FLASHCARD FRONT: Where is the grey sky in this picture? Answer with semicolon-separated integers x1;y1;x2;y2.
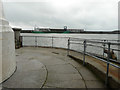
2;0;119;30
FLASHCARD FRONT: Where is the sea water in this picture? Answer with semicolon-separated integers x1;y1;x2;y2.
21;33;119;60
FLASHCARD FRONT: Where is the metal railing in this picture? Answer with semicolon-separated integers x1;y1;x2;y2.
20;35;120;86
67;38;120;86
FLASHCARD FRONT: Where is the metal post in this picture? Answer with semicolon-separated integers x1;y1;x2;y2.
52;37;53;48
67;38;70;56
20;36;23;47
35;36;37;47
105;42;111;86
83;40;86;66
22;36;24;47
103;40;106;57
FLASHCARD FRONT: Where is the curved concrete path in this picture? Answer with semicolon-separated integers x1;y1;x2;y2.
2;47;105;88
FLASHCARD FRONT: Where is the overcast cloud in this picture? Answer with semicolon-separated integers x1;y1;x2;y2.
2;0;119;30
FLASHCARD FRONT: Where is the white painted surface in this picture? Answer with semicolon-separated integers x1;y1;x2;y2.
0;0;16;83
0;32;2;83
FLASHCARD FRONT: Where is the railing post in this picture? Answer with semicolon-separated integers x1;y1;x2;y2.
35;36;37;47
67;38;70;56
22;36;24;47
52;37;53;48
20;36;23;47
83;40;86;66
105;42;111;86
103;40;106;57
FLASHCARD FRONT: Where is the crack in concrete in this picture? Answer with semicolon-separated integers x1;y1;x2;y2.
68;63;88;89
40;64;48;89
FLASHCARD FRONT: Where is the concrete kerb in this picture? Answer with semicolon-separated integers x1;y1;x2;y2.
68;54;120;88
0;65;17;86
2;47;48;90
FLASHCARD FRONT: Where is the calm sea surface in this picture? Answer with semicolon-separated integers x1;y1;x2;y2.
21;33;119;40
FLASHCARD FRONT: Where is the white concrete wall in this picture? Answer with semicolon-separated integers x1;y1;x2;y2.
118;2;120;62
0;0;16;83
0;25;16;83
0;31;2;83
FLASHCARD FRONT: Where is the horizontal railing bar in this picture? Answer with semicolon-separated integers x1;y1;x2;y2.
86;51;120;64
86;44;103;48
109;43;120;45
70;39;120;42
109;58;120;64
86;52;120;69
68;48;120;68
69;37;119;41
70;42;105;49
70;39;119;45
87;40;120;45
70;42;120;51
70;42;84;45
111;48;120;51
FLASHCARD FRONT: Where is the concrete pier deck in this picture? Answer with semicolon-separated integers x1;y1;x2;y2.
2;47;106;88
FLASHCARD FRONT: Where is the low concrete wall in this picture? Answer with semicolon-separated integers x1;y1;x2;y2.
68;55;120;88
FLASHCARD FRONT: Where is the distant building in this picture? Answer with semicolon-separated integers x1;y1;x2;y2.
67;29;84;33
34;26;84;33
35;27;50;32
50;29;66;33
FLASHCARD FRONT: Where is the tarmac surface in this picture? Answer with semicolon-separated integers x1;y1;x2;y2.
2;47;106;88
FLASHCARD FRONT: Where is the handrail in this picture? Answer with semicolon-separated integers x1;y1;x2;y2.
68;38;120;86
20;35;120;86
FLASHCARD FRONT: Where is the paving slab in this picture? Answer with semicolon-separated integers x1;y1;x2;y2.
0;84;2;90
76;67;99;81
46;64;78;74
45;79;86;88
85;80;105;88
47;73;82;81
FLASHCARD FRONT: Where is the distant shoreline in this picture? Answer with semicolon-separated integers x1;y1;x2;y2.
12;28;120;34
20;30;120;34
